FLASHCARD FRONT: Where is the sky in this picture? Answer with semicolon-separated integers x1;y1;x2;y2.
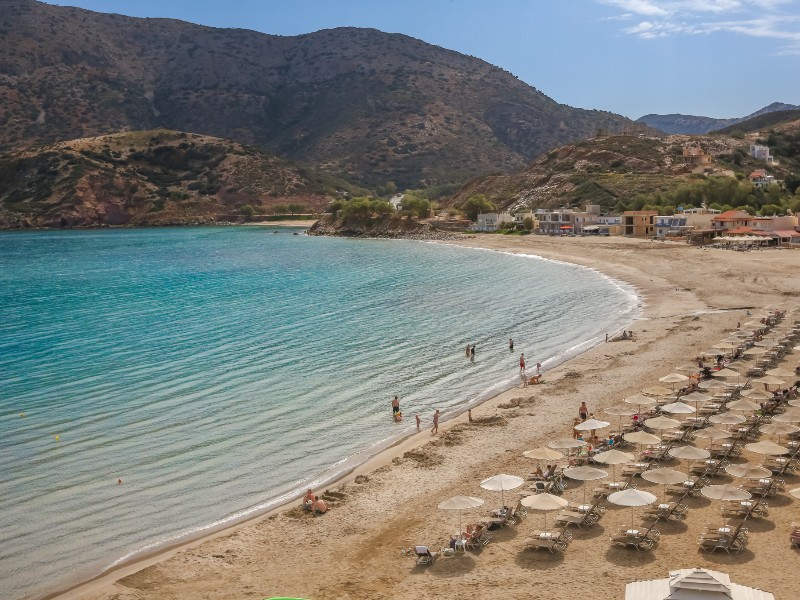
42;0;800;120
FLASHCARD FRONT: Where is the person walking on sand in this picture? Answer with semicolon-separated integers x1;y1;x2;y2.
431;409;440;435
579;402;589;421
519;353;526;373
509;338;514;351
391;395;400;417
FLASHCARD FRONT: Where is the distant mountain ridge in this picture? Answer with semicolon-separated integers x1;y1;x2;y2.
636;102;800;135
0;0;636;188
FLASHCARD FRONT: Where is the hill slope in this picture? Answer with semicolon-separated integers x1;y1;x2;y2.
448;132;799;213
0;129;364;228
0;0;635;188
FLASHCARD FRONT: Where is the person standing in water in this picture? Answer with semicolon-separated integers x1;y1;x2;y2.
465;343;471;357
470;344;475;361
509;338;514;351
519;353;526;373
391;395;400;417
431;409;440;435
536;362;541;374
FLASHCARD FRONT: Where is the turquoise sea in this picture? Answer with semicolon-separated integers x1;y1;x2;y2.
0;227;638;599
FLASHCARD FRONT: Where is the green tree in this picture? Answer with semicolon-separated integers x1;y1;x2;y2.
239;204;255;218
759;203;784;216
459;195;496;221
400;195;431;218
272;203;289;214
523;217;534;231
286;203;305;214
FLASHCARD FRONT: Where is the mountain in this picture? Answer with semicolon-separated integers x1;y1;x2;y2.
714;109;800;135
0;0;635;189
636;102;800;135
0;129;365;228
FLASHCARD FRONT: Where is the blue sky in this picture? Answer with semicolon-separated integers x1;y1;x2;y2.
43;0;800;119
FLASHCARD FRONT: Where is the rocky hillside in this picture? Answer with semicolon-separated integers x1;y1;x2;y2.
447;132;792;212
636;102;799;135
0;129;364;228
0;0;634;188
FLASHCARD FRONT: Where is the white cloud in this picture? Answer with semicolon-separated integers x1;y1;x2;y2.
599;0;800;53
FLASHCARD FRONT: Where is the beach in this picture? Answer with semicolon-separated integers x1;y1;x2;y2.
57;235;800;600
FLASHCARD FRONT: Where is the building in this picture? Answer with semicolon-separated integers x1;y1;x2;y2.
654;215;690;238
622;210;658;237
711;210;755;233
750;144;775;164
512;211;539;231
749;169;778;189
535;204;601;234
682;145;713;172
678;207;720;230
474;212;513;232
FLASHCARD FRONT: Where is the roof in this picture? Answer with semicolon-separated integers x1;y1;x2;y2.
726;227;753;234
625;568;774;600
712;210;752;222
772;230;799;238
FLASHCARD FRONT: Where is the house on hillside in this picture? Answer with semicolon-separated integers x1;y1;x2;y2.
749;169;778;189
683;145;713;173
750;144;775;164
622;210;658;237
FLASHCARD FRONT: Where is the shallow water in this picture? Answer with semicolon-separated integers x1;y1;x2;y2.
0;227;638;599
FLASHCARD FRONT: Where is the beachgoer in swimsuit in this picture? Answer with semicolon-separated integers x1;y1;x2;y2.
509;338;514;351
431;409;440;435
392;395;400;415
470;345;475;360
519;353;525;373
579;402;589;421
303;489;316;510
415;413;421;430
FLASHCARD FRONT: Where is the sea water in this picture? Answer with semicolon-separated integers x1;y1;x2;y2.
0;227;638;599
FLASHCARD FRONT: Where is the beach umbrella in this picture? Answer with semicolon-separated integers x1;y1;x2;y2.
659;373;690;383
604;406;636;433
438;496;484;539
608;488;657;529
712;368;741;379
669;445;711;478
741;388;774;401
712;342;739;350
520;492;568;532
753;376;786;388
593;448;634;483
759;422;800;445
745;440;790;466
563;465;607;504
698;379;727;391
725;464;772;479
643;385;673;397
682;391;712;405
645;415;681;441
772;411;800;424
642;467;686;502
701;484;751;525
522;447;563;461
693;426;732;454
708;413;746;426
574;418;611;432
480;474;524;508
726;398;760;412
624;431;661;446
743;346;769;356
660;401;696;415
766;367;796;378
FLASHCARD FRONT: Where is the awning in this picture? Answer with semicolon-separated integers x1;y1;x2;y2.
582;225;600;231
560;225;573;230
772;230;798;239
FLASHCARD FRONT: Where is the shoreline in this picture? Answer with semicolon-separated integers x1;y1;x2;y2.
48;236;642;600
54;235;800;600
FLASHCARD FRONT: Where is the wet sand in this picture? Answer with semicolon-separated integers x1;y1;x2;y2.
58;235;800;600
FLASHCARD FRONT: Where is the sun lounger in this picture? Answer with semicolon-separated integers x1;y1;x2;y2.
522;529;571;553
554;508;600;528
791;524;800;548
642;501;687;521
411;545;439;565
610;523;659;551
698;521;748;553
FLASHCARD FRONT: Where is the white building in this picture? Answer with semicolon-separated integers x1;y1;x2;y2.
750;144;775;164
475;212;513;232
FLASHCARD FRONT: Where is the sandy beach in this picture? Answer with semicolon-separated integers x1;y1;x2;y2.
57;235;800;600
